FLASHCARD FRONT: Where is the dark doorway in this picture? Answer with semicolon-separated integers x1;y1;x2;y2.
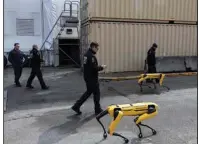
59;39;80;68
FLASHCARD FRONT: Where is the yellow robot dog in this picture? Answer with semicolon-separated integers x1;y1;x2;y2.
96;102;159;143
138;73;170;92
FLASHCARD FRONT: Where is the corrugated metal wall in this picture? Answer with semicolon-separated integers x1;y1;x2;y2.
80;0;197;72
81;22;197;72
81;0;197;22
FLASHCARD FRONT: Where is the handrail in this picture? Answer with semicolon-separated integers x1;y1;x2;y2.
64;1;72;12
40;11;64;51
40;1;72;51
40;0;80;51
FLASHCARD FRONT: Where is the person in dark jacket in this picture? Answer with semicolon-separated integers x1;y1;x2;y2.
8;43;26;87
146;43;158;83
71;42;107;115
26;45;49;90
147;43;158;73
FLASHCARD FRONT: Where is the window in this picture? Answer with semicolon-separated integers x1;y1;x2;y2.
66;28;73;34
16;19;34;36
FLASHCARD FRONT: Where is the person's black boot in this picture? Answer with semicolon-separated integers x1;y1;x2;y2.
42;86;49;90
71;105;82;115
16;83;22;87
26;85;34;89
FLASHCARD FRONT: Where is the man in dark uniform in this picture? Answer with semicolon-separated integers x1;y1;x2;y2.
147;43;158;73
146;43;158;83
8;43;26;87
26;44;49;90
71;42;107;115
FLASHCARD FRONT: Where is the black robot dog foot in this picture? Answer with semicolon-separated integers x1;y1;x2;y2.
152;129;157;135
136;122;157;138
136;123;143;138
112;132;129;143
139;123;157;135
138;133;143;138
103;132;107;139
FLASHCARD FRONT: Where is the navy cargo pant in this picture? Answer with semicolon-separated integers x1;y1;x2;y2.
73;80;101;112
147;65;159;83
26;68;47;88
13;66;22;85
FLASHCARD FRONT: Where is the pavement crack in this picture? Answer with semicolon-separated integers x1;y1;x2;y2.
4;112;64;122
5;114;35;122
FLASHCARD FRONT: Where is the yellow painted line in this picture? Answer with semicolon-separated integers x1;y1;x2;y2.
165;72;197;77
99;72;197;81
99;75;140;81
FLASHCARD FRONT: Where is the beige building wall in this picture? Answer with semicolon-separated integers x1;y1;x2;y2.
81;22;197;72
81;0;197;22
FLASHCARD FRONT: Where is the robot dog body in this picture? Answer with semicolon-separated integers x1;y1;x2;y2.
96;102;158;143
138;73;170;92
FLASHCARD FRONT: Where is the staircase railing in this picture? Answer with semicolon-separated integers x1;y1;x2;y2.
40;0;80;67
40;1;72;51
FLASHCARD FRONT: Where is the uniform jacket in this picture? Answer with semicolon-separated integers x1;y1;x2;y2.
8;49;26;67
147;47;156;66
30;48;44;69
83;48;104;83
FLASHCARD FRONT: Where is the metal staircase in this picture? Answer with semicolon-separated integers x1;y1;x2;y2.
40;0;80;67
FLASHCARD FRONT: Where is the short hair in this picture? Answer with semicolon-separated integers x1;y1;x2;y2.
152;43;158;48
32;44;37;49
90;42;99;48
14;43;19;46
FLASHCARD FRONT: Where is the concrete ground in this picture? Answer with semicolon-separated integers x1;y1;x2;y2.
4;67;79;89
4;67;197;144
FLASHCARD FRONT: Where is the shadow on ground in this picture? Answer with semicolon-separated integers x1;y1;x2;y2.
33;109;96;144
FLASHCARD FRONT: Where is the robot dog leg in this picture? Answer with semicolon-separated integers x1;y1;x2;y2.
108;110;129;143
96;110;109;139
134;106;158;138
96;109;129;143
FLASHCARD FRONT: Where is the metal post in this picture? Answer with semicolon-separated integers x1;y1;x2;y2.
40;12;63;51
70;3;72;17
41;0;44;45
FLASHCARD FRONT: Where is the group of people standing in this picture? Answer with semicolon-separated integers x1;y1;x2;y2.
8;43;49;90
